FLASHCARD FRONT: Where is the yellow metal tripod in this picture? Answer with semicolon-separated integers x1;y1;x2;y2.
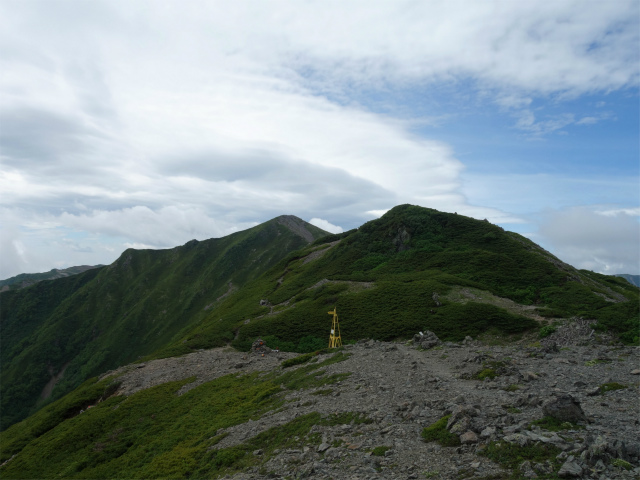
328;307;342;348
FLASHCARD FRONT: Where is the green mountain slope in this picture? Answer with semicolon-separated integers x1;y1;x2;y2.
0;265;104;292
0;216;328;430
160;205;638;357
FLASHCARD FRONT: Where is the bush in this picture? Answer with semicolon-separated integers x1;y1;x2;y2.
480;441;561;470
473;368;497;380
538;325;556;338
421;416;460;447
599;382;627;393
371;445;392;456
529;416;584;431
281;353;315;368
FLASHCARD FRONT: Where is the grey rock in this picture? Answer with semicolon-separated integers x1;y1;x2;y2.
542;394;587;423
448;416;471;435
558;456;583;477
480;426;496;438
503;433;530;447
460;431;478;444
413;330;441;350
317;442;331;453
519;460;538;478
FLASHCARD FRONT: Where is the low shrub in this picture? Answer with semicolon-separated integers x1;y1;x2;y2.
371;446;392;456
480;441;561;471
473;368;497;380
529;416;584;431
599;382;627;393
421;415;460;447
538;325;556;339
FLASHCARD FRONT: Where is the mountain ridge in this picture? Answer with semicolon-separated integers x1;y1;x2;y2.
0;215;328;430
0;265;104;292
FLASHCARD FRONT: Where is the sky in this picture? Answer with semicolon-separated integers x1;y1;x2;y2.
0;0;639;279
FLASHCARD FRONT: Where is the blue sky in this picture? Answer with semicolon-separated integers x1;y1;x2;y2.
0;0;638;278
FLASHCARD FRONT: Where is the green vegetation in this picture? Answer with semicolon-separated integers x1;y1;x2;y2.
0;350;365;478
272;352;351;390
310;389;333;396
598;382;627;393
504;385;521;392
281;351;320;368
421;415;461;447
529;416;585;431
612;458;633;471
371;445;392;456
473;359;511;381
0;217;328;431
538;325;556;338
479;441;561;478
474;368;498;380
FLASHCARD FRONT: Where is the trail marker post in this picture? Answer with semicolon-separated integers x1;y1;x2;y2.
328;307;342;348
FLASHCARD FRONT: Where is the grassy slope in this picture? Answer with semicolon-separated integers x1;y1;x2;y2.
161;205;638;356
0;217;327;430
0;352;354;478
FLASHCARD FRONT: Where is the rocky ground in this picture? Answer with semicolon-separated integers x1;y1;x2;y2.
102;328;640;480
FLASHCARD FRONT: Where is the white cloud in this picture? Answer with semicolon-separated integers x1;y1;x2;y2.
0;1;637;277
59;206;253;248
538;206;640;274
308;218;343;234
576;116;598;125
596;207;640;217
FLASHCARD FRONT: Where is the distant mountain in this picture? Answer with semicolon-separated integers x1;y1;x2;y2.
615;274;640;287
0;215;328;430
0;265;103;291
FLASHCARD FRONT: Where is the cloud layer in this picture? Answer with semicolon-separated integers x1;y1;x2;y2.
0;1;638;277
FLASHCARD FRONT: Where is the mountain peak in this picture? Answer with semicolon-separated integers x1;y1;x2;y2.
273;215;328;243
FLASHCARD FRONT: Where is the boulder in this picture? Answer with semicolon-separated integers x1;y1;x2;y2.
413;331;441;350
542;395;587;423
557;456;583;477
460;431;478;444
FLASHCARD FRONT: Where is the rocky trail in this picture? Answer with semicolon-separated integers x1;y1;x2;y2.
102;332;640;480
